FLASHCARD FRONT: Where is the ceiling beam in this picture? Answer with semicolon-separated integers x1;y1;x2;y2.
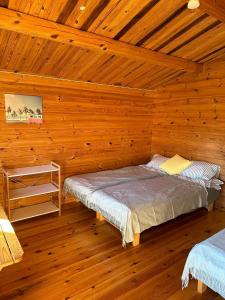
0;7;202;73
200;0;225;23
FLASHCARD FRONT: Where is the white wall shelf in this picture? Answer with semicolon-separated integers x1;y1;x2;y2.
2;161;61;222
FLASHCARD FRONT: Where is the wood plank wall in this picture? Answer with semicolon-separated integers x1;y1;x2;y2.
0;76;152;206
152;60;225;209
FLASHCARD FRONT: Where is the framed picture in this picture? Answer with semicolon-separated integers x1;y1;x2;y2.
5;94;43;124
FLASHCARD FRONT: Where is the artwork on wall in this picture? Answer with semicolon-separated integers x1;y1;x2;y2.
5;94;43;124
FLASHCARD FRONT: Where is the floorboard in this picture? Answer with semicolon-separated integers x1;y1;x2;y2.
0;202;224;300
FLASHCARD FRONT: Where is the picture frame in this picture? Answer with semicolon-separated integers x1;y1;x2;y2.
5;94;43;124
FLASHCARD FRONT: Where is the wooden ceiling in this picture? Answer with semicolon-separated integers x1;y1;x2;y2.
0;0;225;90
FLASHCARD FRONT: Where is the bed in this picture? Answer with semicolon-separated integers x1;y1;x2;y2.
182;229;225;298
64;165;165;207
64;162;221;246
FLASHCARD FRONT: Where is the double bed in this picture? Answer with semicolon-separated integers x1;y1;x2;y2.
64;160;221;246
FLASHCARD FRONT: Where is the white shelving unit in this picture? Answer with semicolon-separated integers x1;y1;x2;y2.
2;162;61;222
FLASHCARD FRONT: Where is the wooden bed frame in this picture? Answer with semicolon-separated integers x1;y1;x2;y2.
65;193;215;247
197;280;207;294
96;211;140;246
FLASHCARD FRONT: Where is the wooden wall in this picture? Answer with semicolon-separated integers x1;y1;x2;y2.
151;60;225;209
0;73;152;205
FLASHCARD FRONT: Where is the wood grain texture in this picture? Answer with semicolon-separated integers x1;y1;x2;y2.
0;202;224;299
151;60;225;209
0;72;152;206
1;1;225;89
200;0;225;24
0;206;23;270
0;7;201;72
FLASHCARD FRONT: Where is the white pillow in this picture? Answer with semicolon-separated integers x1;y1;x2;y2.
146;154;169;170
181;161;220;180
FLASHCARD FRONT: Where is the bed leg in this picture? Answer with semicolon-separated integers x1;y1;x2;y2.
208;202;214;212
132;233;140;246
197;280;207;294
96;212;105;221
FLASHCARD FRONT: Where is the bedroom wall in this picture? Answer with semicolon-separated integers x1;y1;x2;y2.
151;59;225;209
0;73;153;206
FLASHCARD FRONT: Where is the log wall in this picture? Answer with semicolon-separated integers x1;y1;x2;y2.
0;74;152;205
152;60;225;208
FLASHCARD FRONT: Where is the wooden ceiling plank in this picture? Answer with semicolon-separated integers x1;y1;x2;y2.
151;71;186;89
0;31;19;70
8;0;28;12
9;0;69;21
43;0;70;22
65;0;106;29
143;70;184;89
80;0;112;31
132;67;173;88
125;65;163;87
143;9;204;50
200;0;225;23
119;0;185;45
46;45;78;77
7;33;33;72
39;43;75;76
75;53;103;81
59;48;94;79
159;15;218;54
89;0;152;38
91;56;128;83
8;0;19;9
77;54;113;82
0;7;202;72
104;61;143;85
24;39;50;73
120;64;157;86
199;46;225;63
171;23;225;60
57;0;79;24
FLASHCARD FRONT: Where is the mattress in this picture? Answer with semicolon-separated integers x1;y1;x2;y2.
64;165;164;206
182;229;225;298
87;175;208;245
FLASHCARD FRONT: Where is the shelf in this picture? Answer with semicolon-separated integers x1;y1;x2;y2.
10;201;60;222
6;164;58;178
9;183;59;200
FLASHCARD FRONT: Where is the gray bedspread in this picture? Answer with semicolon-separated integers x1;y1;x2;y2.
64;167;208;245
64;165;164;206
88;176;208;245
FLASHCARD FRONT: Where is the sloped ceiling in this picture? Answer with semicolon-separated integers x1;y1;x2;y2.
0;0;225;90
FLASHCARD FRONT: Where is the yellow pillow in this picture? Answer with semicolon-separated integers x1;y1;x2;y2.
160;154;192;175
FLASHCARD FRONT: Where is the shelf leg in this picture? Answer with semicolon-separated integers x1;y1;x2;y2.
58;166;61;216
6;176;10;220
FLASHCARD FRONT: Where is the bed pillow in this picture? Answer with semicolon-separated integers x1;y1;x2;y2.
159;154;192;175
146;154;169;170
181;161;220;180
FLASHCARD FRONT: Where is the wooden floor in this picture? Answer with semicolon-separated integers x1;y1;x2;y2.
0;203;224;300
